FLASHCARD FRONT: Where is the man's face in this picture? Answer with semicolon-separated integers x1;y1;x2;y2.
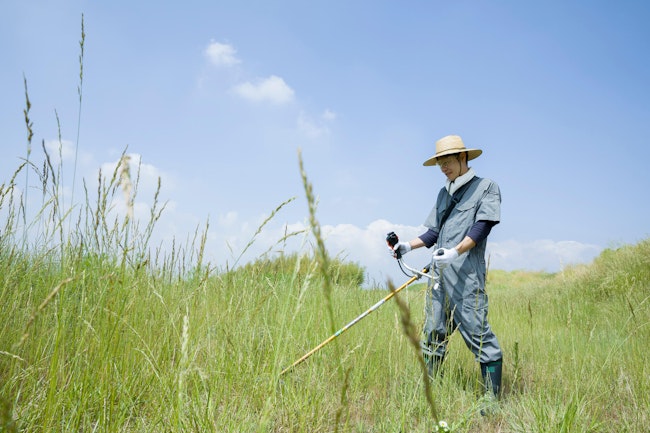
437;154;462;181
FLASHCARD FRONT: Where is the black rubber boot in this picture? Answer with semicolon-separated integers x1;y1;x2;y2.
479;359;502;416
480;359;503;397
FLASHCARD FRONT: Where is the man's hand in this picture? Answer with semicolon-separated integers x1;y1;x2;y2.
433;247;459;266
390;241;412;258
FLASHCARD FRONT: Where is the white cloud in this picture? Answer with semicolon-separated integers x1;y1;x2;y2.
99;153;172;189
44;139;75;163
232;75;294;104
204;41;241;67
218;211;239;227
322;109;337;121
297;109;337;139
297;112;329;138
97;153;175;223
43;139;94;168
487;239;602;272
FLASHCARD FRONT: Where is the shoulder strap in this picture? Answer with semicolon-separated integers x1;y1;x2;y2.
438;176;479;230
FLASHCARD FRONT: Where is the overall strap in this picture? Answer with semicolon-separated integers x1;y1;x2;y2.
438;176;479;230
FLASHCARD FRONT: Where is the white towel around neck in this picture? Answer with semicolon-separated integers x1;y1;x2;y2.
445;168;476;195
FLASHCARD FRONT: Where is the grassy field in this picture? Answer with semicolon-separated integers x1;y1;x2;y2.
1;143;649;433
2;19;649;432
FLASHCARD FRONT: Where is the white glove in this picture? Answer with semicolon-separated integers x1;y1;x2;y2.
390;241;412;258
433;247;459;267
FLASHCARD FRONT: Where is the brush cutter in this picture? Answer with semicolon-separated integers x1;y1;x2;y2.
279;232;433;376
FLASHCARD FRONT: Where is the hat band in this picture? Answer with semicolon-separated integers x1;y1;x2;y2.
437;146;466;154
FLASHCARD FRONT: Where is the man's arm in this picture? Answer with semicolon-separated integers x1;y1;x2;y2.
454;236;476;255
454;220;496;254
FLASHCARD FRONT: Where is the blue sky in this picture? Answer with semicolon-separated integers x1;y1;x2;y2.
2;1;649;286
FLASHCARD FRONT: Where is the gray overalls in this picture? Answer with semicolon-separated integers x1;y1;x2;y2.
422;176;503;365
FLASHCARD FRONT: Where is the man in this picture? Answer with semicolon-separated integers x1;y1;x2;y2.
391;134;503;403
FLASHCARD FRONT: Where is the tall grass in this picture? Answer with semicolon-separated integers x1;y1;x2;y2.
2;17;649;432
5;133;647;432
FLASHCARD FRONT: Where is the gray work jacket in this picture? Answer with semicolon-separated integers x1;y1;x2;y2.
423;176;501;301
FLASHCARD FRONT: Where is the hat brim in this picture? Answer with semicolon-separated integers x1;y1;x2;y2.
423;149;482;166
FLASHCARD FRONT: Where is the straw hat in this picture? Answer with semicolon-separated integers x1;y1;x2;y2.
423;135;482;166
